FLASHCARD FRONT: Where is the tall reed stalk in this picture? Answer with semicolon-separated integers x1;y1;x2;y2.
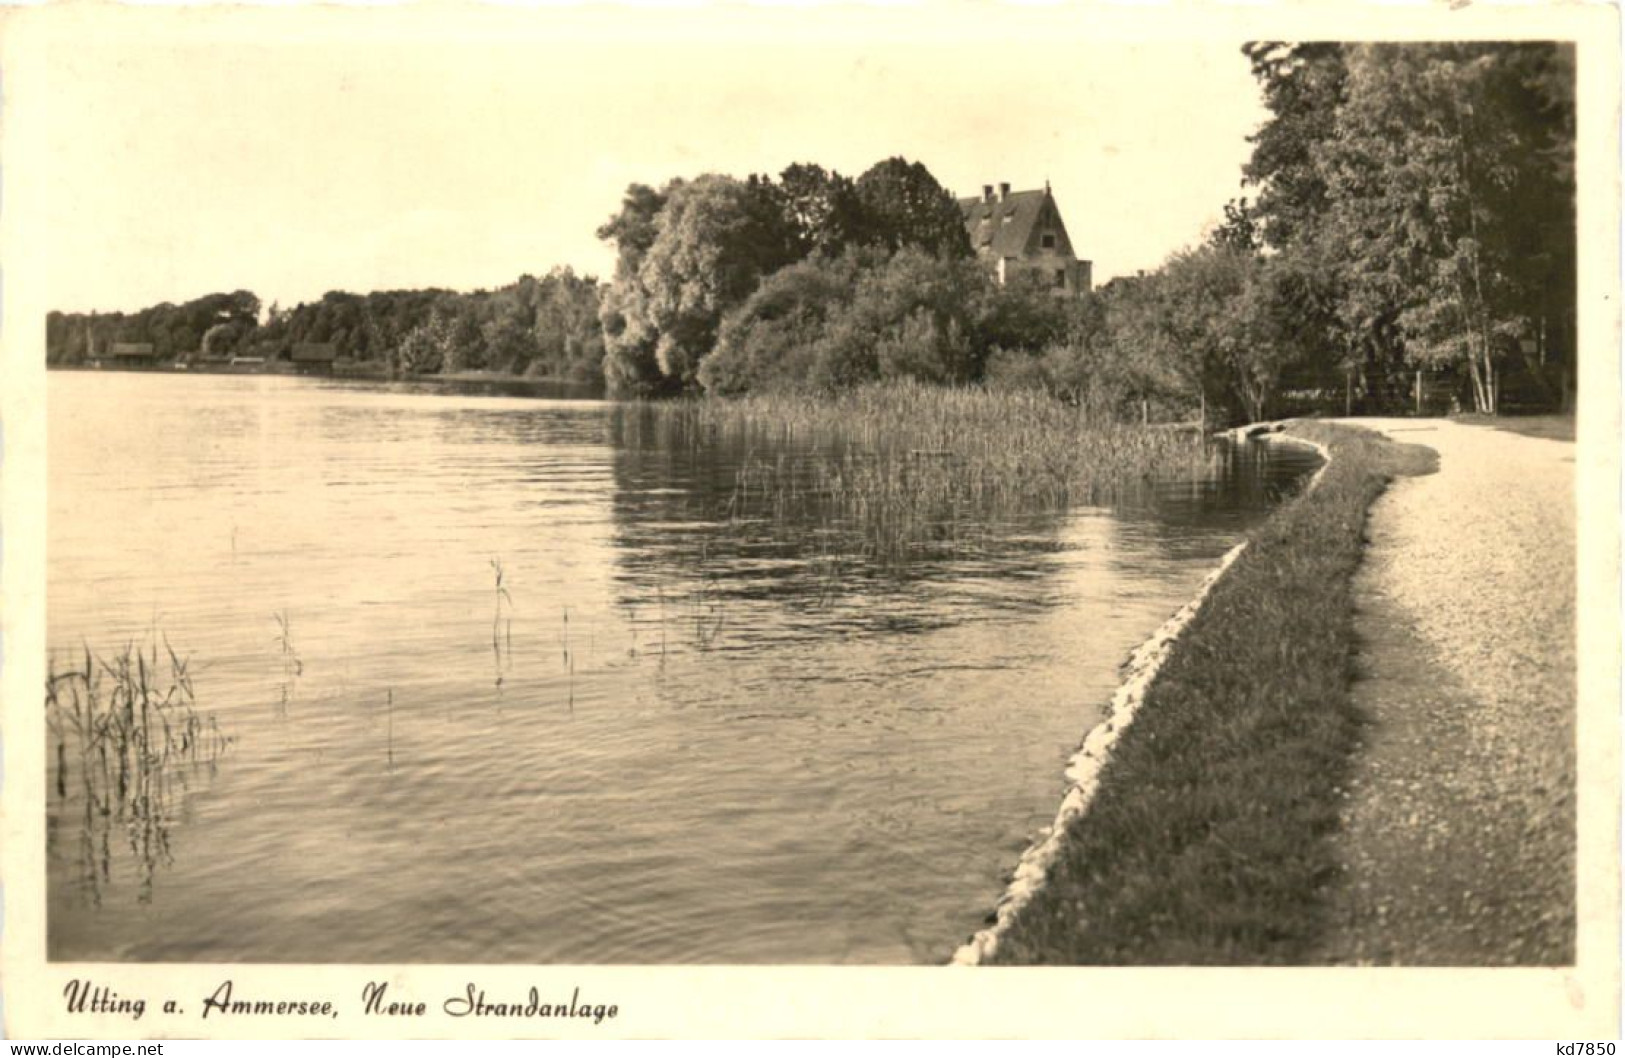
490;559;514;687
46;637;232;903
490;559;514;649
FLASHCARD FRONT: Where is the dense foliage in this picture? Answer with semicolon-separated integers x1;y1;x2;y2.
1016;41;1575;421
47;269;605;383
50;45;1573;416
48;291;262;364
601;43;1573;418
1230;41;1576;414
597;156;975;395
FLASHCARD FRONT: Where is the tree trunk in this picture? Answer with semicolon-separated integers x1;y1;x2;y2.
1466;347;1487;413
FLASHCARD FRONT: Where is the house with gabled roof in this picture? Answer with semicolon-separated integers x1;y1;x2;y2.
108;342;158;367
957;182;1092;296
291;343;338;374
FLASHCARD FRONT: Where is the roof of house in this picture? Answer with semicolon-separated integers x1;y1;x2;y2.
110;342;155;357
956;188;1076;261
292;343;338;362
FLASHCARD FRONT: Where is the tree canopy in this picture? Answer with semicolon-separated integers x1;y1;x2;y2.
597;155;977;395
47;272;604;383
52;49;1574;420
851;156;973;260
1239;41;1575;413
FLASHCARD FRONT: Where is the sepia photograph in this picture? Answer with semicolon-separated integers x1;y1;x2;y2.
2;1;1618;1040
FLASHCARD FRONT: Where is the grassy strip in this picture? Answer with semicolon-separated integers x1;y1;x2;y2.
982;421;1438;965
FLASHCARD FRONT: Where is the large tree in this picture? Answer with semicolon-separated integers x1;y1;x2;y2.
1237;41;1576;414
1241;42;1349;252
777;162;866;258
698;246;993;394
1314;43;1574;412
852;157;972;259
597;182;677;392
698;249;874;394
599;174;799;390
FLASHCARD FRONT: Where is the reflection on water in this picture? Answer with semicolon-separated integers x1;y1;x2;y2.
47;372;1318;963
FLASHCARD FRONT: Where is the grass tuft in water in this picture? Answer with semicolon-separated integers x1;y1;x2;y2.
273;609;302;676
273;609;303;713
490;559;515;687
46;637;233;902
490;559;514;649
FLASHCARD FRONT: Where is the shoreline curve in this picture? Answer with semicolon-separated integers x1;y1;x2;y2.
948;427;1329;966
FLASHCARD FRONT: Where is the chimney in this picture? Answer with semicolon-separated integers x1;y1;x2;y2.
982;184;994;203
998;182;1011;202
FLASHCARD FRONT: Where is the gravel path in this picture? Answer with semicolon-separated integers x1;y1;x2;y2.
1315;418;1576;965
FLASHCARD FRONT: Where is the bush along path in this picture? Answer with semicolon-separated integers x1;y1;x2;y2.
957;421;1436;965
1312;419;1576;965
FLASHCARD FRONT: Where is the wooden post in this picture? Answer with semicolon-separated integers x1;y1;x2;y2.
1199;390;1206;434
1415;370;1423;416
1345;367;1353;417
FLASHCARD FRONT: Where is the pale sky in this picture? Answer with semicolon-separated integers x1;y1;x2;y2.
30;7;1269;315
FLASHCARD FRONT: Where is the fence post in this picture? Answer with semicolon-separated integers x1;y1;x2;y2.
1415;370;1423;416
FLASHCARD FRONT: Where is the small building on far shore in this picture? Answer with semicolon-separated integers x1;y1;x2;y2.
109;342;158;367
958;182;1093;296
291;343;338;374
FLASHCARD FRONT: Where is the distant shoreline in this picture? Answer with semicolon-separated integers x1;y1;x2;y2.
46;361;605;396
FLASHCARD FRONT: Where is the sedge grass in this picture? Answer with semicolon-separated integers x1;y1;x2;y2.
46;637;233;902
47;638;231;803
642;381;1212;567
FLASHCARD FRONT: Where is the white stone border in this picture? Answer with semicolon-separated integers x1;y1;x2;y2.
1271;430;1331;493
948;426;1329;966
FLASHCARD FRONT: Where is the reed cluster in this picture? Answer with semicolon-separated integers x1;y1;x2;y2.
47;639;231;803
677;382;1209;565
46;638;232;902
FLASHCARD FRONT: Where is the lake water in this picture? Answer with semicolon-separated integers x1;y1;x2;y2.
46;371;1319;964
